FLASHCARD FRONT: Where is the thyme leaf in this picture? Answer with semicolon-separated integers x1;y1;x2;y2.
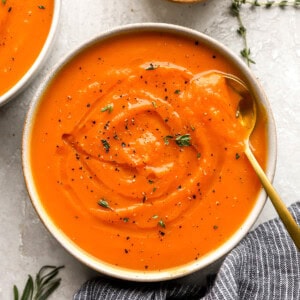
101;139;110;152
175;134;191;147
163;134;191;147
13;265;64;300
158;219;166;228
231;0;300;66
98;198;110;209
101;103;114;113
240;48;256;64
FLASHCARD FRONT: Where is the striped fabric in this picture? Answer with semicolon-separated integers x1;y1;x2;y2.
74;202;300;300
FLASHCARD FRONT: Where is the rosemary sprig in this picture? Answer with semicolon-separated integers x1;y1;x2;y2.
13;265;64;300
230;0;300;66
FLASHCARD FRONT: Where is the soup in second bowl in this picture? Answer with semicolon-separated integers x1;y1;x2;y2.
0;0;54;98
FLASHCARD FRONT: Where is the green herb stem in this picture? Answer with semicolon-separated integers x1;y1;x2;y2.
101;103;114;113
242;0;300;7
231;0;299;65
231;1;256;66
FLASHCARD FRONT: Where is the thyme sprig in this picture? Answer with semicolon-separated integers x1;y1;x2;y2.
231;0;300;66
163;134;191;147
237;0;300;7
13;265;64;300
231;1;255;66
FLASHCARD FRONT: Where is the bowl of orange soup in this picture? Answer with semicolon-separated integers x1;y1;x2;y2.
0;0;60;106
22;23;277;281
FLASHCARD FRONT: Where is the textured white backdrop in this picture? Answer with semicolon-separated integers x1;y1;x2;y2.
1;0;299;298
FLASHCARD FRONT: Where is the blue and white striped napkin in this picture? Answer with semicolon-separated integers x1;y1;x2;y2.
74;202;300;300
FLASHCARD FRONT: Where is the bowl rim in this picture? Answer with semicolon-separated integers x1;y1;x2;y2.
22;22;277;282
0;0;61;107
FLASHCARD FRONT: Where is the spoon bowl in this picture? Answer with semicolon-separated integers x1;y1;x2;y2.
218;71;300;249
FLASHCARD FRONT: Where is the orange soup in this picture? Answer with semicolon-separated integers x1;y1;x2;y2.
0;0;54;96
30;31;267;271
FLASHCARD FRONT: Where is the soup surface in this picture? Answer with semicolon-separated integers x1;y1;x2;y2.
0;0;54;96
30;31;268;271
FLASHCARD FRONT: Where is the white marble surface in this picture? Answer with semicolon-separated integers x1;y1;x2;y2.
1;0;300;299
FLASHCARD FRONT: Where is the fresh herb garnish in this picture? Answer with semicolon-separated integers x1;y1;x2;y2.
101;103;114;113
38;5;46;9
13;265;64;300
1;0;6;4
158;219;166;228
231;0;300;66
163;135;174;145
175;134;191;147
101;139;110;152
174;89;181;94
163;134;191;147
98;198;110;209
230;0;255;66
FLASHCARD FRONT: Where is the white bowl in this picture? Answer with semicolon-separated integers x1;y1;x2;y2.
22;23;277;282
0;0;61;107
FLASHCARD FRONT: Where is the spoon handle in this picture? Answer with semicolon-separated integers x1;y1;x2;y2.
245;146;300;250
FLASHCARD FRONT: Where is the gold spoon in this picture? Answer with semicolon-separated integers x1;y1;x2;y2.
216;71;300;250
